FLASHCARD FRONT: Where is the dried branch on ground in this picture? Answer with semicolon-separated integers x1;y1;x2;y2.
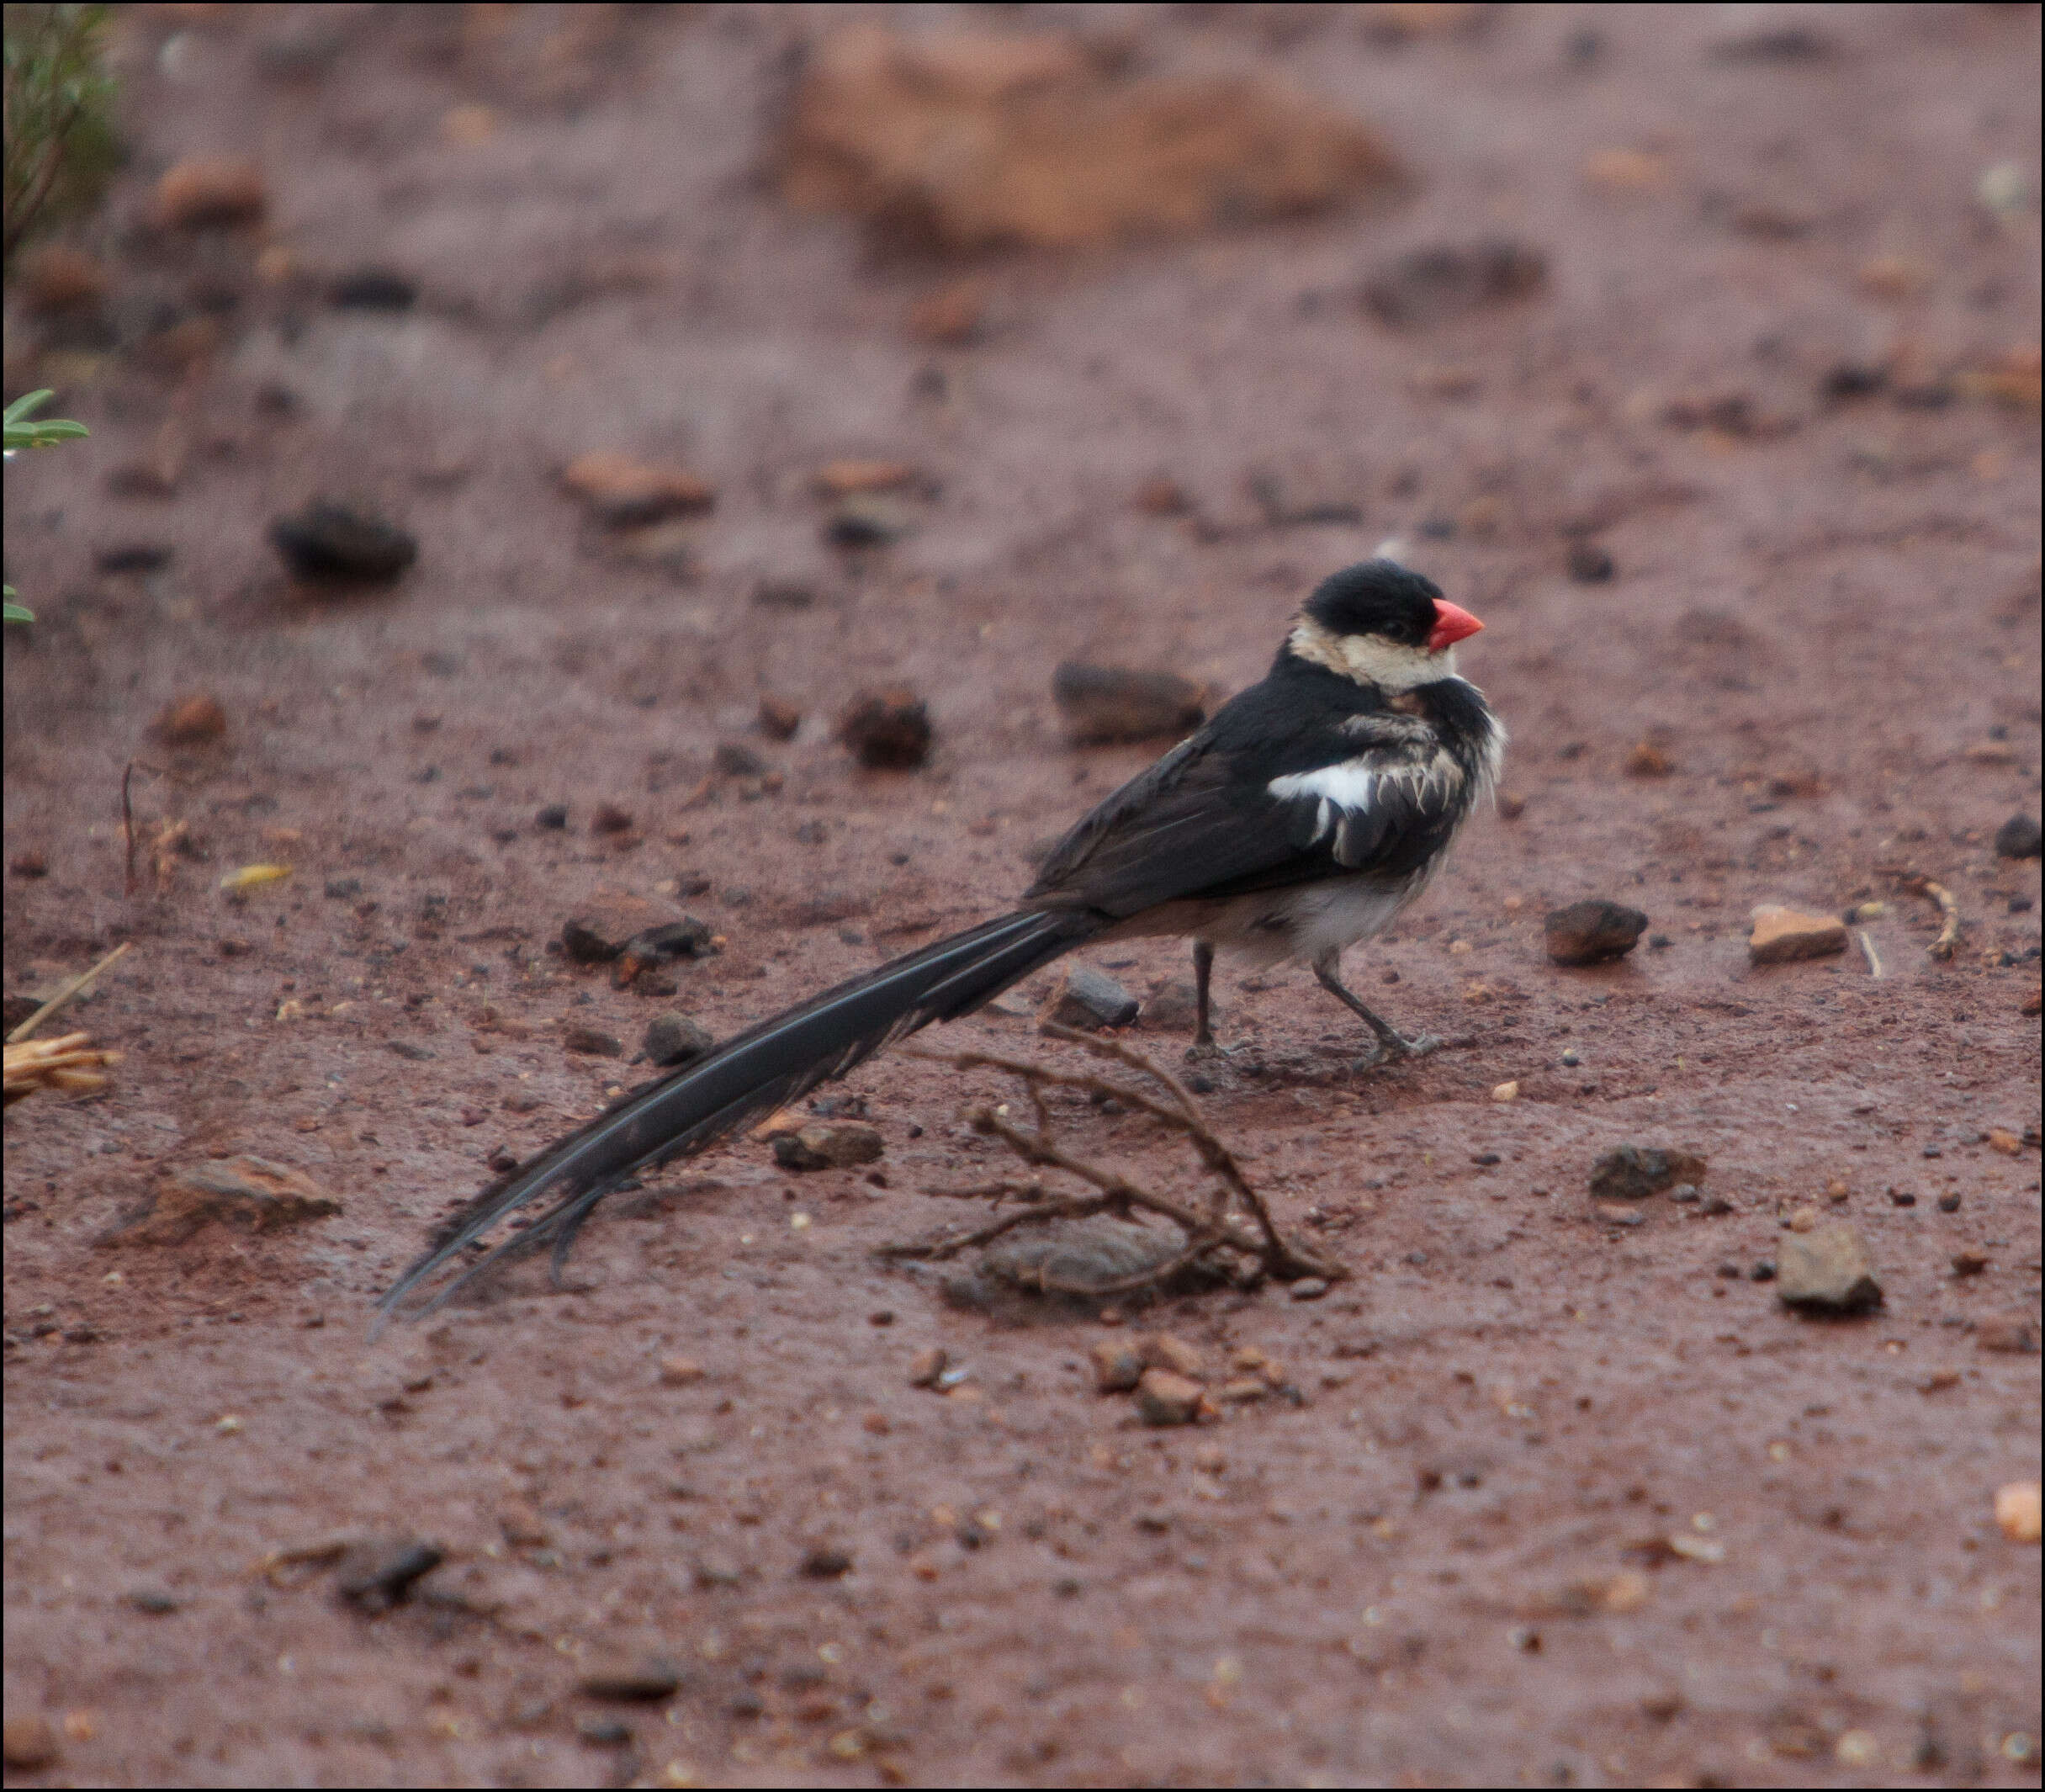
891;1020;1345;1295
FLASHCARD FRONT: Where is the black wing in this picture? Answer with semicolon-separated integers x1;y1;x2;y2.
1028;665;1491;919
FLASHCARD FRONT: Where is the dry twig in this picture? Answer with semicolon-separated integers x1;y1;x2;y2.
1881;867;1963;960
3;1030;121;1105
6;940;130;1043
896;1021;1344;1294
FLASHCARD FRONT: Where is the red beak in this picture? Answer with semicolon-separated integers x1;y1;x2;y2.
1427;599;1485;652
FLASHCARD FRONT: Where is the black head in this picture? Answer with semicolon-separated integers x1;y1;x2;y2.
1301;560;1447;648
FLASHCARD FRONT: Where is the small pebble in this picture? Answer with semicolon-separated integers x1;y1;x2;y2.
824;495;914;548
1362;239;1547;328
1748;904;1847;966
156;156;267;229
562;1026;623;1058
1937;1193;1961;1213
152;692;227;745
1544;899;1649;966
644;1013;713;1068
1139;1333;1206;1380
772;1121;884;1171
908;1347;948;1389
327;268;418;310
1951;1251;1989;1278
269;501;417;583
1775;1225;1882;1313
1135;1369;1211;1426
1044;963;1138;1030
800;1545;854;1579
3;1715;60;1770
578;1655;683;1701
1491;1080;1519;1101
1993;814;2041;860
1995;1482;2042;1545
336;1537;444;1611
838;688;931;769
1978;1317;2039;1355
559;451;714;528
1588;1145;1707;1201
1566;539;1614;583
657;1356;703;1386
125;1587;181;1614
1289;1277;1331;1301
758;696;803;740
1052;662;1207;745
1090;1339;1146;1392
1560;1047;1581;1068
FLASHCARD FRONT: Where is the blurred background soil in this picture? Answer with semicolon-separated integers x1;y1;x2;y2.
3;4;2040;1786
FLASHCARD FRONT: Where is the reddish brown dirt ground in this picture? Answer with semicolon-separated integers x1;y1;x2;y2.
4;6;2040;1787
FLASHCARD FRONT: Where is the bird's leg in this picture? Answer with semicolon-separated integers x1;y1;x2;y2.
1312;951;1438;1063
1192;941;1216;1048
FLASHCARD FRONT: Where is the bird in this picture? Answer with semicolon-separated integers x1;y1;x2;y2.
378;559;1504;1322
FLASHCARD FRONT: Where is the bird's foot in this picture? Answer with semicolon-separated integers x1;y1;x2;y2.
1351;1030;1440;1070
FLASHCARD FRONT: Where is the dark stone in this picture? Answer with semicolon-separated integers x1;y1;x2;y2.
838;688;932;769
644;1013;713;1068
336;1538;443;1611
1045;963;1139;1030
268;501;417;583
1588;1144;1708;1201
94;543;172;573
577;1656;684;1702
563;1026;623;1058
1994;814;2041;860
824;496;914;548
800;1546;854;1579
713;741;768;777
772;1122;884;1171
1566;539;1614;583
1052;662;1207;744
1362;239;1548;329
753;580;816;611
327;268;418;311
535;803;569;830
1544;899;1650;965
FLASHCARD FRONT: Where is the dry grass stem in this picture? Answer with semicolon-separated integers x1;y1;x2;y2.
3;1030;121;1105
6;941;131;1043
1882;867;1963;960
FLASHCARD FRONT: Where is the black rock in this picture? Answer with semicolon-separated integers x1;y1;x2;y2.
644;1013;713;1068
327;268;418;311
268;501;417;583
1994;814;2041;860
1052;662;1207;745
1566;539;1614;583
1589;1144;1708;1201
1362;239;1548;329
94;543;172;574
1544;899;1649;966
1045;963;1139;1030
534;803;569;830
336;1538;443;1611
838;688;932;769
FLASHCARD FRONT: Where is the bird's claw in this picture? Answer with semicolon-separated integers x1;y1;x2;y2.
1352;1031;1439;1071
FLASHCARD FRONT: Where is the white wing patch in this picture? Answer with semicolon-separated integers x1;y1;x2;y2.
1268;750;1465;862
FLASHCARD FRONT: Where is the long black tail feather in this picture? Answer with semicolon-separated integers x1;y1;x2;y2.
376;907;1095;1323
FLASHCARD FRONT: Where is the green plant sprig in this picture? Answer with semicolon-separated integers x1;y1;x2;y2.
4;389;90;623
